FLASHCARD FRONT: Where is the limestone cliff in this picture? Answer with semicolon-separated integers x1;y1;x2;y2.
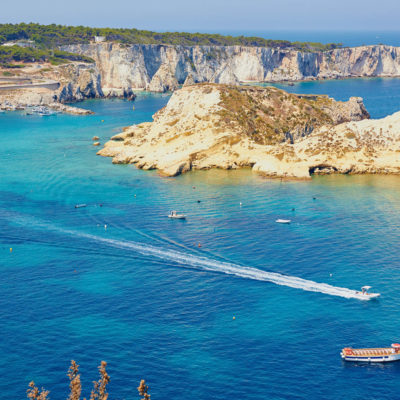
0;62;103;113
63;43;400;92
97;84;381;178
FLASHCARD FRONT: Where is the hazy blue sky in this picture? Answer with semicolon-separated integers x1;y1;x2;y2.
1;0;399;32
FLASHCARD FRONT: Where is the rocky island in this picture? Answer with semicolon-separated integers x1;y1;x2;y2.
96;83;400;179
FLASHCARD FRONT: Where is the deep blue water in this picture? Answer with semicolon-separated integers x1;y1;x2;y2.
1;83;400;400
257;78;400;119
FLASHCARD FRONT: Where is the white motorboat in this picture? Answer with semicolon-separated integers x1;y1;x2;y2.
276;219;291;224
354;286;380;300
168;211;186;219
341;343;400;362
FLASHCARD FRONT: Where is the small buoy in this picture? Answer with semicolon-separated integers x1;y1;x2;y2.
10;247;12;253
132;105;135;111
239;202;242;206
233;316;236;320
197;200;201;203
134;194;136;197
329;273;333;277
104;224;107;230
313;197;316;200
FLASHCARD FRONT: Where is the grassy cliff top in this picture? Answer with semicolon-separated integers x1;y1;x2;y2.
0;45;94;67
208;84;368;144
0;23;342;52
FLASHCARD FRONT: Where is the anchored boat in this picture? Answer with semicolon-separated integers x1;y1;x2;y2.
276;219;291;224
168;211;186;219
341;343;400;362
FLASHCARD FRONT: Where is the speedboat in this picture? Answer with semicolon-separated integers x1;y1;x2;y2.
341;343;400;362
276;219;291;224
74;204;87;209
168;211;186;219
354;286;380;300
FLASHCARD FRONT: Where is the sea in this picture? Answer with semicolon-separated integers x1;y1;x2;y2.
1;69;400;398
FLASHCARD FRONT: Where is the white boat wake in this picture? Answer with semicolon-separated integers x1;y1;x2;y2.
2;211;374;301
61;229;371;301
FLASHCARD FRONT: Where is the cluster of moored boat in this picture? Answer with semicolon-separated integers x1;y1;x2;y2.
25;106;57;116
0;103;57;115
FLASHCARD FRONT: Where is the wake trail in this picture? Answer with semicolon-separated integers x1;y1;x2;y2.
2;210;367;300
60;228;365;300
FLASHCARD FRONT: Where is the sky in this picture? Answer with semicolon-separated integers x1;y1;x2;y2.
1;0;400;32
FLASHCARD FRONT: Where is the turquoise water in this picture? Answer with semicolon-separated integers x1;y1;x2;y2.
1;84;400;399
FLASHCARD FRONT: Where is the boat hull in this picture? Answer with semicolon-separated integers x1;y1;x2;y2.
353;292;380;300
341;353;400;362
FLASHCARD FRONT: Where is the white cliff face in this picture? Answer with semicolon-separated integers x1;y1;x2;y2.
62;43;400;92
147;63;179;92
55;63;103;102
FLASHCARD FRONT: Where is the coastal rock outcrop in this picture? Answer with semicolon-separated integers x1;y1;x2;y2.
0;62;102;114
147;63;179;92
97;83;381;178
63;43;400;92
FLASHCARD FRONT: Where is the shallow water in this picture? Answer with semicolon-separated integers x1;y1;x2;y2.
1;86;400;399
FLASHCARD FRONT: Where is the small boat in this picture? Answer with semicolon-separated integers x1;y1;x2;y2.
168;211;186;219
354;286;380;300
341;343;400;363
276;219;291;224
75;204;87;209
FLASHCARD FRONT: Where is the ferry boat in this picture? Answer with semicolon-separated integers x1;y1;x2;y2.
341;343;400;362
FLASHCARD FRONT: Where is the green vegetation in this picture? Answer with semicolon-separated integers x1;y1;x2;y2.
0;23;342;51
0;45;94;66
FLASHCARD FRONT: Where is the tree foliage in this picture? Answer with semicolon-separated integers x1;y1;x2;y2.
0;45;94;66
0;23;342;51
137;380;151;400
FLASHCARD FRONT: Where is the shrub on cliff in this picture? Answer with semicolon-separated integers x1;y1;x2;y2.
26;361;150;400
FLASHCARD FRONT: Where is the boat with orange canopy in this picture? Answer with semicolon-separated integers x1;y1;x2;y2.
341;343;400;362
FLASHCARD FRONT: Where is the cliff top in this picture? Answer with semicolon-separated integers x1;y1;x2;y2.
192;83;369;144
0;23;342;52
